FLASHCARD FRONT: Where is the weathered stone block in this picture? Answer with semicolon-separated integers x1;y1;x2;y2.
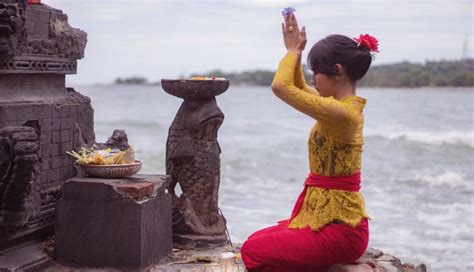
60;129;69;142
0;75;66;88
26;21;49;38
51;130;60;143
60;142;72;154
3;107;17;122
51;156;61;169
50;168;60;181
40;131;51;144
4;121;21;127
50;143;60;156
58;106;70;118
60;117;76;130
4;106;35;121
56;175;172;269
20;106;35;120
61;156;71;167
59;166;71;180
42;157;51;171
42;118;61;132
69;104;78;116
40;170;49;184
25;6;51;24
34;105;52;119
40;145;49;157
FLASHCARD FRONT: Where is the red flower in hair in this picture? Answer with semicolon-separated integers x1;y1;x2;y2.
354;34;379;53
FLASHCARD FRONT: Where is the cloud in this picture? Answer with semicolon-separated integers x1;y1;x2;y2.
228;0;309;7
44;0;473;84
46;0;167;21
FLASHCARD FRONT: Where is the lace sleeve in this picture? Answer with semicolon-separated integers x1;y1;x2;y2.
271;53;356;126
294;54;320;96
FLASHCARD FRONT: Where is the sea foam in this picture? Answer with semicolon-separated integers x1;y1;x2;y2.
365;126;474;148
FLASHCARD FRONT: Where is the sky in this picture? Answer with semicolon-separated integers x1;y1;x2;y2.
43;0;473;85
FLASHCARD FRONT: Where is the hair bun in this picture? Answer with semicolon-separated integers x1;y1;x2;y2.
353;34;379;53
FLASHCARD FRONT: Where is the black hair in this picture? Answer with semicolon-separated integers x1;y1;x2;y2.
307;34;372;82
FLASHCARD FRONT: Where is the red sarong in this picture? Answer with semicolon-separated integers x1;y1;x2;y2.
241;172;368;272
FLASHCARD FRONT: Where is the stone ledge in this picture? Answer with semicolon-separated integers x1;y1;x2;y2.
46;245;427;272
0;241;53;272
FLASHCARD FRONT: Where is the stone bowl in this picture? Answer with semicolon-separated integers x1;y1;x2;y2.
77;160;142;179
161;79;229;99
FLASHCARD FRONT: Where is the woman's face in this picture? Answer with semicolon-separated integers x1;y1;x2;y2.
311;72;336;97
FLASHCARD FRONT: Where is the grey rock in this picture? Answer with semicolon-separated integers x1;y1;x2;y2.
363;247;384;259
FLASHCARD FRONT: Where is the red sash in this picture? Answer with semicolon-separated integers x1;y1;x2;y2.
286;172;362;222
305;172;361;192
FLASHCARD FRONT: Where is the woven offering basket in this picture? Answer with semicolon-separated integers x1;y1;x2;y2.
77;160;142;178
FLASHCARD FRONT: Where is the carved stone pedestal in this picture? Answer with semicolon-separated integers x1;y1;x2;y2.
161;80;230;250
55;174;172;269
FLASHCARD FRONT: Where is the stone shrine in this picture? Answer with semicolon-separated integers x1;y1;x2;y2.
0;2;173;270
0;0;93;250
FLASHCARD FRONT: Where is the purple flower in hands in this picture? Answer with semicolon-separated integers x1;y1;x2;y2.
282;7;295;16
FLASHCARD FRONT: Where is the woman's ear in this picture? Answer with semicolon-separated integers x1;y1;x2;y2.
334;64;343;74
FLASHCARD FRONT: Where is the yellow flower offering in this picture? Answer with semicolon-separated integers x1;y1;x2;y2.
67;146;135;165
191;76;226;80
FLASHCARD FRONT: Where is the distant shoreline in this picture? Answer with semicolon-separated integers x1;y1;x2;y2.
88;83;473;90
106;58;473;88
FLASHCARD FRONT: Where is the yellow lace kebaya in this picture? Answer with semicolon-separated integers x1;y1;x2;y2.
271;52;370;231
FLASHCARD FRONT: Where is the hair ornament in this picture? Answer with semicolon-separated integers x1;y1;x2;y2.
353;34;379;53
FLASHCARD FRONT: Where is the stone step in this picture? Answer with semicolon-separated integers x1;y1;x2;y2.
0;241;53;272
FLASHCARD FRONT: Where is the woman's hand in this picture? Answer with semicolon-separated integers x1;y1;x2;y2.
281;13;307;54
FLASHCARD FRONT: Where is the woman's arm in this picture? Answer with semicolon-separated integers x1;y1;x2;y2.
274;13;353;124
281;13;318;95
294;54;320;95
272;52;353;124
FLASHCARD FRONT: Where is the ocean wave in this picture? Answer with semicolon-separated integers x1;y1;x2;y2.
412;171;471;188
366;127;474;148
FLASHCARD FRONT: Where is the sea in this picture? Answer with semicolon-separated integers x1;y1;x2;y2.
74;84;473;271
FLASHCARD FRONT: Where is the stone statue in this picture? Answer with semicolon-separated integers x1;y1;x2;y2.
97;129;131;151
162;80;229;249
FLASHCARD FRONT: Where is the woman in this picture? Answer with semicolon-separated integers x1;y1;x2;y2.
240;12;379;272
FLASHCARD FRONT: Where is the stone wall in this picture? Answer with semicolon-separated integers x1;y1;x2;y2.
0;76;95;248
